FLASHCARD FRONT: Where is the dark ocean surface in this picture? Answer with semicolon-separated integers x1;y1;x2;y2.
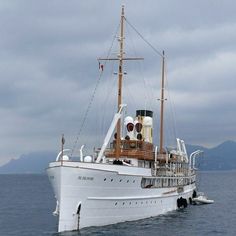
0;171;235;236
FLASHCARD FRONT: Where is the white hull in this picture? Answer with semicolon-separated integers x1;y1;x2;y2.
47;161;196;232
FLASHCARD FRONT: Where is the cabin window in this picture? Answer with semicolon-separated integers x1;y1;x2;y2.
155;179;161;187
141;178;153;188
138;161;144;168
163;179;168;187
145;161;149;168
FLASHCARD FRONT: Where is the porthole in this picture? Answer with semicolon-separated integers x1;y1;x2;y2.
119;179;122;182
133;180;135;183
111;179;113;182
115;202;117;206
104;178;106;181
127;180;129;183
136;202;138;204
129;202;131;205
123;202;125;205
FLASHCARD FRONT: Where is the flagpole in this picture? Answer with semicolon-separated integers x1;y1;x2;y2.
61;134;65;166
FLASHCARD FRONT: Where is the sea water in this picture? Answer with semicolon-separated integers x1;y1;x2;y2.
0;171;235;236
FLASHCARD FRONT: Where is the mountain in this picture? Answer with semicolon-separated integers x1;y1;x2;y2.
186;140;236;171
0;140;236;174
0;151;56;174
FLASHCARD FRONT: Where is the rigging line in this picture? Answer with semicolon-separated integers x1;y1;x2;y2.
124;77;136;111
70;23;120;157
125;17;163;112
165;60;177;141
125;17;163;58
125;25;150;107
88;61;116;148
101;60;117;137
140;62;156;109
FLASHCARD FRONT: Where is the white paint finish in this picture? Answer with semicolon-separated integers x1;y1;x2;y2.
47;164;195;232
48;161;152;176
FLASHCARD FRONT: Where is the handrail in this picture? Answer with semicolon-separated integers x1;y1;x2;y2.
56;149;71;161
189;150;203;169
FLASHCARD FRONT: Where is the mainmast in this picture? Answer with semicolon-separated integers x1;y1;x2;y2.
115;5;125;159
159;51;165;154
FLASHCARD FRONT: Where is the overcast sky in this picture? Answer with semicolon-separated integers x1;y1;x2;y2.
0;0;235;165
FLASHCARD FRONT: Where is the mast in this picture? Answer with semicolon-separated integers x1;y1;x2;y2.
159;51;165;154
97;6;143;161
115;5;125;159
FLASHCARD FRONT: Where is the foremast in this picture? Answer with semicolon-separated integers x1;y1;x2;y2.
97;6;143;162
116;5;125;159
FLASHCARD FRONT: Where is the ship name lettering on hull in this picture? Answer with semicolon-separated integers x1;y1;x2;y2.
78;176;94;181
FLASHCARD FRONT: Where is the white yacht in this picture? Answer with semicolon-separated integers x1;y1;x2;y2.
47;6;201;233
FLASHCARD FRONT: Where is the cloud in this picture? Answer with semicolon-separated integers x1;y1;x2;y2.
0;0;235;165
